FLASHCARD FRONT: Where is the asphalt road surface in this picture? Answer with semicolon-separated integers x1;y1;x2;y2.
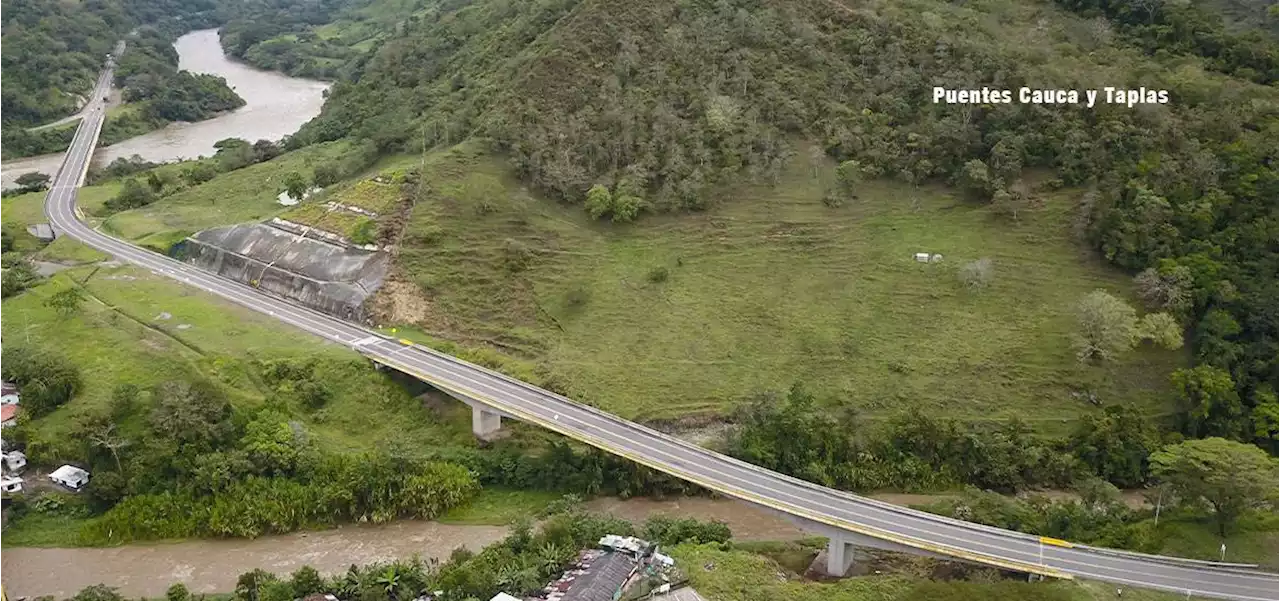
41;62;1280;601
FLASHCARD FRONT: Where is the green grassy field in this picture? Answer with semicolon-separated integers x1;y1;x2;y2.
438;488;563;525
0;264;474;463
100;141;353;243
2;184;118;262
381;143;1185;426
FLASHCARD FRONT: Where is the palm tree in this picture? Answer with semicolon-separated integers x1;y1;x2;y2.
537;542;567;575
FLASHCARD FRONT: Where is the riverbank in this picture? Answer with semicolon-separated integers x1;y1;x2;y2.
1;521;510;598
1;29;327;190
0;495;799;598
4;489;1268;599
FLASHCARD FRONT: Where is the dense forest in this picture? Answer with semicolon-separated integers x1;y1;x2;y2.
114;27;244;122
217;0;370;80
291;0;1277;454
0;0;238;157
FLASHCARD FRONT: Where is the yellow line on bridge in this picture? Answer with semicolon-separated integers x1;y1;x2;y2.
371;350;1075;581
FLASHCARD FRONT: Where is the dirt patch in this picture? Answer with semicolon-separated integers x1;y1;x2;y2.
367;276;438;326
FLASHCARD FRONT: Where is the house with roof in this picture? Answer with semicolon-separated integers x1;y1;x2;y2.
1;405;19;428
543;549;639;601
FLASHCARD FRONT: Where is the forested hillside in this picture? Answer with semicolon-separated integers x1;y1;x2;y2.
291;0;1277;451
0;0;130;126
0;0;239;158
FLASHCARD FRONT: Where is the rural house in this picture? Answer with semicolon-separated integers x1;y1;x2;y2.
1;405;19;428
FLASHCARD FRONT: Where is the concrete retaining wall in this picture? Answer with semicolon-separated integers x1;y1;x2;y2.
173;223;387;322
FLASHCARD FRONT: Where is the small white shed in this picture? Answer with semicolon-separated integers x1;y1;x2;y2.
2;476;24;494
49;465;90;490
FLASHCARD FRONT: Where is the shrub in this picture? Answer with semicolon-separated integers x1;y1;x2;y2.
646;266;669;283
502;239;532;272
564;284;590;308
350;218;378;246
958;258;994;290
642;515;732;545
312;162;343;187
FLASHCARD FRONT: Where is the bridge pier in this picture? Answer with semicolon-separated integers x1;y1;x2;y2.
471;406;503;439
826;534;856;576
818;533;874;577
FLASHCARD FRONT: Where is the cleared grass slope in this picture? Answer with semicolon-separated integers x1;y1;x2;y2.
378;143;1184;426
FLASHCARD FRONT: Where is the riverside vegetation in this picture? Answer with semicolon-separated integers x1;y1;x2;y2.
1;8;244;159
27;513;1229;601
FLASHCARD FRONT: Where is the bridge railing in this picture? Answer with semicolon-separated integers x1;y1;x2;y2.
370;330;1269;574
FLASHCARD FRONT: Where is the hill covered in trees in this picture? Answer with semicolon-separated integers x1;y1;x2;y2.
289;0;1277;450
0;0;245;158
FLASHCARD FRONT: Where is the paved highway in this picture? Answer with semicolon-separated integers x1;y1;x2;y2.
40;62;1279;601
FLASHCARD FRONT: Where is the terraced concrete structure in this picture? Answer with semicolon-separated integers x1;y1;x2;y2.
174;222;387;322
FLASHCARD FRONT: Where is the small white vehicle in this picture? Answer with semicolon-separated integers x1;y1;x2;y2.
1;476;23;494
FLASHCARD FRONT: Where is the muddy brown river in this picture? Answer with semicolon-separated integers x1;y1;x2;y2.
0;29;327;190
1;497;810;598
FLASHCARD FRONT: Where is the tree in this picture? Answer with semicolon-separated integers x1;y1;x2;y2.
235;569;279;601
313;162;342;187
1073;290;1137;363
835;159;863;197
104;178;157;212
242;412;307;475
290;566;324;597
1149;438;1278;535
82;414;130;472
1250;391;1278;452
15;172;51;192
2;261;41;298
1069;405;1158;488
988;137;1024;182
146;171;167;193
44;286;86;316
148;380;235;454
611;193;642;223
166;584;190;601
183;162;219;186
1135;313;1183;350
957;159;995;201
989;187;1027;221
1171;365;1244;438
0;345;81;416
253;139;283;163
72;585;124;601
282;171;308;201
1134;263;1192;315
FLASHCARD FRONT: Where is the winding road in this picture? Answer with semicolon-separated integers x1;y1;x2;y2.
39;60;1280;601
